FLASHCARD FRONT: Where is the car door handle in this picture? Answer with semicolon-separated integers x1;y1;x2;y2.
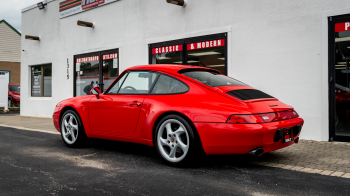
130;101;141;106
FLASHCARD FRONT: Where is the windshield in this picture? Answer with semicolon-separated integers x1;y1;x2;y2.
182;71;246;87
9;85;20;92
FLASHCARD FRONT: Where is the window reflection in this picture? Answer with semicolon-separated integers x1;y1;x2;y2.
102;52;119;92
335;24;350;136
187;39;225;74
76;56;99;96
152;44;183;64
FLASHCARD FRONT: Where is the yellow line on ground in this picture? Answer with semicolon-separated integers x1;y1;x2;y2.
0;124;60;135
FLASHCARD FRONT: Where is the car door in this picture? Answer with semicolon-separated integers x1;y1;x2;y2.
89;71;158;134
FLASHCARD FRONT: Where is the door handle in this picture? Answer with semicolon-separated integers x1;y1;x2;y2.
130;101;141;106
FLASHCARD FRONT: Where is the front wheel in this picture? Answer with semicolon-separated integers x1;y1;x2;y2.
60;110;86;147
155;115;199;166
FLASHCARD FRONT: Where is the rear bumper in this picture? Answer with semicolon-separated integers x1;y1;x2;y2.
194;117;304;155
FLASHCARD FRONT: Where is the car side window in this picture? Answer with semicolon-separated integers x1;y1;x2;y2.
105;73;128;94
151;74;189;95
118;71;158;95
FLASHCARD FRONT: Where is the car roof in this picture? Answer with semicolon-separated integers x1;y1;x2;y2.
125;64;220;75
9;83;20;86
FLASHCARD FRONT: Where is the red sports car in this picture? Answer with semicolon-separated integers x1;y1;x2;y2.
53;64;303;165
8;83;20;107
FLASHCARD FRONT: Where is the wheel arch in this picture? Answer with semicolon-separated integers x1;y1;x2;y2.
59;106;80;129
152;111;204;152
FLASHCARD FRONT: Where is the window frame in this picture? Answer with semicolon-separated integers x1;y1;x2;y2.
150;73;190;95
105;70;160;95
30;63;52;97
104;71;190;96
104;71;129;95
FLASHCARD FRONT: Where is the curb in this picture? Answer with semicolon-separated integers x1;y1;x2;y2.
0;124;59;135
249;161;350;179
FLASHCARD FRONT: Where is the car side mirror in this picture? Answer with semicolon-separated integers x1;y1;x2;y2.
90;87;101;98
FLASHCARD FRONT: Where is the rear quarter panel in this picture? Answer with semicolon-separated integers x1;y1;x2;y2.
136;74;257;142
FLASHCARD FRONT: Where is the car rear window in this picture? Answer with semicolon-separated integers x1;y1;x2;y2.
181;71;246;87
226;89;274;100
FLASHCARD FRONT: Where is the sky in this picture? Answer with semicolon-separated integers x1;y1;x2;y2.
0;0;42;32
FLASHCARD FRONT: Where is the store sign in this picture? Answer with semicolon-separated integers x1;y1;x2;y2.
76;56;99;63
59;0;118;19
31;67;42;96
335;22;350;32
102;53;118;60
187;39;225;50
152;45;183;54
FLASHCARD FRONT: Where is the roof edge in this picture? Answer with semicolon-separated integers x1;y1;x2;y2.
0;20;21;36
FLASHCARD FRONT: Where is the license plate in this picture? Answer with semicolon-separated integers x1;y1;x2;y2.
282;128;293;143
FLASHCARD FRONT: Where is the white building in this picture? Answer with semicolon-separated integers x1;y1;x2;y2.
21;0;350;142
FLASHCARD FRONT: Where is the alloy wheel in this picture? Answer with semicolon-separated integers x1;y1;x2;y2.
8;99;12;108
157;119;190;163
61;113;79;145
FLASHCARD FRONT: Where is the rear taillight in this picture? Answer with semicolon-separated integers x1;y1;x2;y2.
227;115;264;124
227;110;299;124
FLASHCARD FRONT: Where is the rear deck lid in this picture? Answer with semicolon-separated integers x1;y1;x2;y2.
218;87;293;113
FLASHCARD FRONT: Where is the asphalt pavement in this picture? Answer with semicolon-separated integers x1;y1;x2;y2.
0;125;349;196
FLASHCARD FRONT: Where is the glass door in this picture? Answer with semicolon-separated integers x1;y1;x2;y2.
101;49;119;92
75;54;100;96
329;15;350;142
74;49;120;96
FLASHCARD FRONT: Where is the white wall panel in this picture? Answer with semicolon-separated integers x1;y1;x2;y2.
21;0;350;141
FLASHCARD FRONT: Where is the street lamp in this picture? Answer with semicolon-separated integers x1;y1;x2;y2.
166;0;186;7
77;20;94;28
37;2;47;10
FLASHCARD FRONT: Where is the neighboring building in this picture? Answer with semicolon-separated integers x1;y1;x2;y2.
0;19;21;84
20;0;350;143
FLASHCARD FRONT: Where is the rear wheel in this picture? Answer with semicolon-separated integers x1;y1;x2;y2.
60;110;86;147
155;115;199;166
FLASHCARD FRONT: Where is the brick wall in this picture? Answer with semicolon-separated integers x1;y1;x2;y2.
0;61;21;83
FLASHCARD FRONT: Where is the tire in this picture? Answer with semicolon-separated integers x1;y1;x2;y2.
154;115;200;166
60;110;86;147
8;98;12;108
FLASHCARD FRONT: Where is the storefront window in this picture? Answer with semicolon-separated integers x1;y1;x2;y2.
74;49;120;96
102;52;119;91
187;39;225;74
149;34;227;74
334;21;350;137
151;44;183;64
31;64;52;97
75;56;99;96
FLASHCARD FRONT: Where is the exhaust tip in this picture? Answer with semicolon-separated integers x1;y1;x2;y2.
248;148;264;156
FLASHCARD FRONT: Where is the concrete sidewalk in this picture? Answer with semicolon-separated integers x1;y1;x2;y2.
0;113;57;132
1;113;350;178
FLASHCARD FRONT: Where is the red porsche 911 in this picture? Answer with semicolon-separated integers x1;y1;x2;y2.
53;64;303;165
